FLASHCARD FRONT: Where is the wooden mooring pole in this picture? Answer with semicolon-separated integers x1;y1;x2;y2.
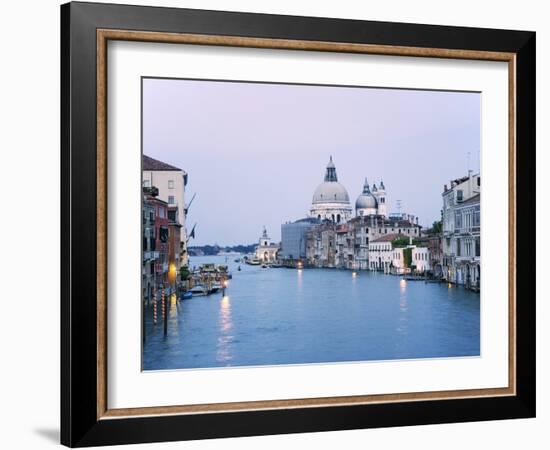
163;288;168;337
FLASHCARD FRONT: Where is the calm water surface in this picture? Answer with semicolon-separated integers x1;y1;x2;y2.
143;255;480;370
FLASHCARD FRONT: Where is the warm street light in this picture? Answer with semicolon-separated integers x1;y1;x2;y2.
168;262;177;285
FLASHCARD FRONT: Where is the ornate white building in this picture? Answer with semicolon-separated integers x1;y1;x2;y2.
309;156;352;223
255;227;280;262
309;157;389;223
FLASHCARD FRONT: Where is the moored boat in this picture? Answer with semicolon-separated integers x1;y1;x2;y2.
189;285;208;296
181;291;193;300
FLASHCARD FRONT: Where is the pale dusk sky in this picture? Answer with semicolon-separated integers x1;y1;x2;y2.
143;78;480;246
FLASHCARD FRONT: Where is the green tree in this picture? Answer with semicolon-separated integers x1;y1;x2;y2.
179;265;190;281
403;247;412;268
392;237;410;248
431;220;442;234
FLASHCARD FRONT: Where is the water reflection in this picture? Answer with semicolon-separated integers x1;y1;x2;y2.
216;295;233;363
397;278;408;335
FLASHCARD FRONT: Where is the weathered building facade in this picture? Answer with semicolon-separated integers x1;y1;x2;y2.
441;172;481;289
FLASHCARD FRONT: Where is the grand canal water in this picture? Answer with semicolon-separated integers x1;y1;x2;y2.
143;255;480;370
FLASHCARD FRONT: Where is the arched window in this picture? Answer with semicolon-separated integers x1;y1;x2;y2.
337;214;341;223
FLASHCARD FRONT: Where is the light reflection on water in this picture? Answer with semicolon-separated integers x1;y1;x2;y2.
143;255;480;370
216;296;233;364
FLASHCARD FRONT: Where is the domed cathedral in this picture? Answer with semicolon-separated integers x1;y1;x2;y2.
309;156;352;223
355;178;388;217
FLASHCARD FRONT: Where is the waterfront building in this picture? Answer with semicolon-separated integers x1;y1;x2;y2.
143;155;189;266
335;223;352;268
417;228;444;277
167;205;182;286
255;227;280;262
441;172;480;289
305;216;422;270
280;217;321;264
305;223;338;268
368;234;403;272
309;156;352;223
143;187;169;294
412;247;431;273
391;247;407;274
142;193;156;304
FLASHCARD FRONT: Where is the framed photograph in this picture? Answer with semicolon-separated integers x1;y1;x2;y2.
61;2;536;447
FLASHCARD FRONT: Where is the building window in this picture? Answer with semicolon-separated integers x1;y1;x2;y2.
143;179;151;187
168;180;174;189
457;190;463;202
168;196;175;204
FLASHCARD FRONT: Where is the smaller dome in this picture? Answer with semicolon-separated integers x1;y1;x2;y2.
355;178;378;210
356;194;378;209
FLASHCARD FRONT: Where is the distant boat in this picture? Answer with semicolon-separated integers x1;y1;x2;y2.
261;263;269;269
246;258;261;266
190;285;208;296
181;291;193;300
210;282;222;293
234;258;241;263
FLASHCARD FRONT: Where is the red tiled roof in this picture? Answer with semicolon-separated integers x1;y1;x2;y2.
143;154;184;172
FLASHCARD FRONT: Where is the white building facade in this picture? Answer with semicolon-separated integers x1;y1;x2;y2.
412;247;431;273
255;227;280;262
368;237;393;272
442;172;481;289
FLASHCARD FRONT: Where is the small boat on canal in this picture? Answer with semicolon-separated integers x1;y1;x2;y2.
190;285;208;296
246;258;261;266
210;282;222;293
180;291;193;300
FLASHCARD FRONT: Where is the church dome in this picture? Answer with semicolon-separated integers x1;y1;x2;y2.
311;157;350;204
312;182;350;204
355;178;378;210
